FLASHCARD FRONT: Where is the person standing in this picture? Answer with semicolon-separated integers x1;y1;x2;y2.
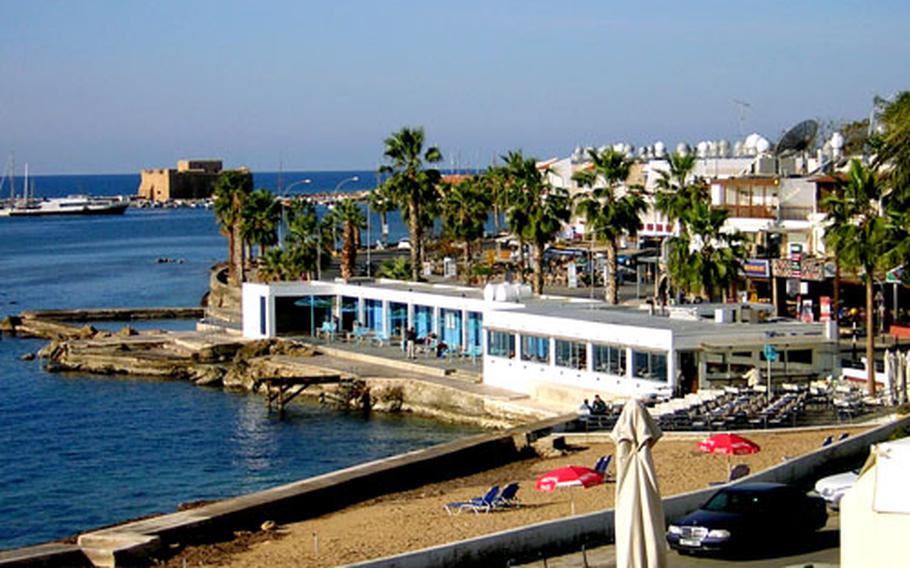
406;326;417;360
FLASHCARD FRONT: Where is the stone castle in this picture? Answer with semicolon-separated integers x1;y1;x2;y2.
137;160;248;202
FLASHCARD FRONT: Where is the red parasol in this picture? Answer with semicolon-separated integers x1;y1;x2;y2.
697;433;761;455
535;465;605;492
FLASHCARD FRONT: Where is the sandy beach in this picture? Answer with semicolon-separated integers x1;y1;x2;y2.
161;425;869;567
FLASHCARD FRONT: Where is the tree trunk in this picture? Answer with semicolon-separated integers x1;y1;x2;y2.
834;260;841;322
866;274;877;396
605;240;618;305
227;230;237;285
341;224;355;281
533;242;545;294
408;200;420;281
463;240;471;283
231;223;245;284
493;205;501;231
517;238;527;283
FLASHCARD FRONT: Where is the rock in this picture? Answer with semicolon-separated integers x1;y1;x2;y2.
192;366;225;387
19;352;36;361
117;325;138;337
37;340;65;360
78;324;97;339
531;436;569;459
0;315;21;333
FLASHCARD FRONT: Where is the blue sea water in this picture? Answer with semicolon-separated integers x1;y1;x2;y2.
0;174;473;550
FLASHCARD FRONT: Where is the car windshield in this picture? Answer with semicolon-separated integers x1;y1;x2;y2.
703;490;782;514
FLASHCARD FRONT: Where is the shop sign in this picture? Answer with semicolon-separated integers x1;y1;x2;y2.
743;259;770;278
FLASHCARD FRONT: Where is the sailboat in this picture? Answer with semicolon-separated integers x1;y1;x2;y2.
0;160;128;217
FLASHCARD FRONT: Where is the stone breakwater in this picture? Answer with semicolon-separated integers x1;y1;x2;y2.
1;309;545;429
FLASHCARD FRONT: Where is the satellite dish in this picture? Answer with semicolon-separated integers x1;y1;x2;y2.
776;119;818;155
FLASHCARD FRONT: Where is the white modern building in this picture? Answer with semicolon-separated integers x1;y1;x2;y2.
242;279;838;404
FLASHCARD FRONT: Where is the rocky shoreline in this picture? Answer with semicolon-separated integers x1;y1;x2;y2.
1;309;546;429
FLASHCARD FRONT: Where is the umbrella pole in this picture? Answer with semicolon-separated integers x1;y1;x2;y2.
571;495;576;516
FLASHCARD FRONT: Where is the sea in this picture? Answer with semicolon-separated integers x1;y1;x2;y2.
0;171;478;550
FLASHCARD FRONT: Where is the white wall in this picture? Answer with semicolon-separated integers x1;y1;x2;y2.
241;283;271;339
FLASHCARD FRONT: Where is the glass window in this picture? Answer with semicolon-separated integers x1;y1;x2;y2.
365;299;383;332
633;351;667;381
593;344;626;375
389;302;407;338
414;305;434;338
521;334;550;364
466;312;483;349
487;330;515;358
555;339;587;370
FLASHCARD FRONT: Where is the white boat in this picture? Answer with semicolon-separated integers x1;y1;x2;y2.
0;161;129;217
2;195;129;217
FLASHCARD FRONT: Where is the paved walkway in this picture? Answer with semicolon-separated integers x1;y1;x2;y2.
296;339;571;417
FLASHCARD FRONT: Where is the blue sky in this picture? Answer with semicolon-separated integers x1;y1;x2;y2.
1;1;908;174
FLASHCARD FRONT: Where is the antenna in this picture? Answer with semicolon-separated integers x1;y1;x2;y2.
734;99;751;138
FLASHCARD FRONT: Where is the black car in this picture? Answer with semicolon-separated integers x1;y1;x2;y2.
667;482;827;555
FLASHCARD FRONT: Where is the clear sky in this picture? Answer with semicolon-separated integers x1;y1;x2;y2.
1;0;908;174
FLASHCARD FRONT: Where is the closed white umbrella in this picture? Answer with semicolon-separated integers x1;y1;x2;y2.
610;398;667;568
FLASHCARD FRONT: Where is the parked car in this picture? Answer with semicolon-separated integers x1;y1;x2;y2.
667;482;827;555
814;470;859;510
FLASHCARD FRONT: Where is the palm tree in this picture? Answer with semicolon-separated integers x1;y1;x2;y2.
441;177;491;279
502;150;536;280
482;164;509;233
379;127;443;281
240;189;282;262
823;159;899;395
573;148;647;304
329;198;367;281
503;151;570;294
285;199;330;280
874;92;910;195
377;256;411;280
213;170;253;285
654;153;701;235
665;198;746;301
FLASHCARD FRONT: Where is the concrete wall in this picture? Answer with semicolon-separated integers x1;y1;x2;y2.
137;161;239;201
348;414;910;568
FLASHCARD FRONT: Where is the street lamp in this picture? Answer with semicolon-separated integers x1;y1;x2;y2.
283;178;312;196
333;176;359;193
278;178;311;247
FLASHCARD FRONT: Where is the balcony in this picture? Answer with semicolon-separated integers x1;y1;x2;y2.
718;204;774;219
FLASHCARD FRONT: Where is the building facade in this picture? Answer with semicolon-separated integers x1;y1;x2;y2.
138;160;246;201
242;279;838;405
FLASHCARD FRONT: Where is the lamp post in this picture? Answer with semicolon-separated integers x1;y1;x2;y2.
278;178;311;246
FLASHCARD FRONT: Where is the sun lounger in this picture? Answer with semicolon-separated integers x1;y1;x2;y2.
491;482;520;509
594;455;612;476
821;435;833;447
838;432;850;442
444;485;499;515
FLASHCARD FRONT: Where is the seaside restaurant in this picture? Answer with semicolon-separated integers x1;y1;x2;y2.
242;280;495;354
242;281;838;404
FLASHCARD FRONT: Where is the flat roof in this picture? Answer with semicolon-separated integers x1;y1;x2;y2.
505;298;828;340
